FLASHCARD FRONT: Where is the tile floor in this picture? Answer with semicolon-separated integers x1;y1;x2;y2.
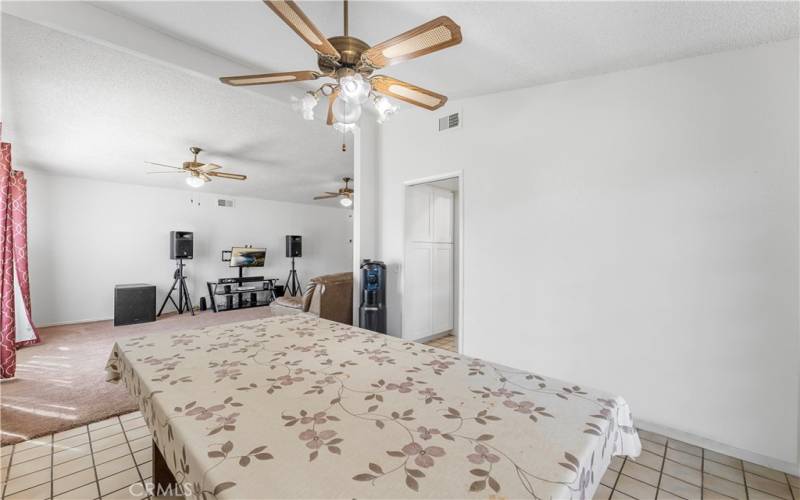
423;333;457;352
2;398;797;500
595;429;799;500
1;412;153;499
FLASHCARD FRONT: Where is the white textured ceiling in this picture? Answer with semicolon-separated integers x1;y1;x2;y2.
1;1;797;204
81;1;800;100
1;14;354;205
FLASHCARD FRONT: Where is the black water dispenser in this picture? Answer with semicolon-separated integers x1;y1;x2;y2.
359;260;386;333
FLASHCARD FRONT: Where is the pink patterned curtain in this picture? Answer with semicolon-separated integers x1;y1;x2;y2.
1;133;40;379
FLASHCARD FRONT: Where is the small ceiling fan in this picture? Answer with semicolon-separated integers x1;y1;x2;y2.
220;0;462;133
314;177;353;207
145;147;247;188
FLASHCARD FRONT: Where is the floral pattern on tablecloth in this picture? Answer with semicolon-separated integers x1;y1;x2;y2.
106;313;640;499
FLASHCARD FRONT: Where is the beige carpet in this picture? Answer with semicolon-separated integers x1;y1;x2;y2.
0;307;290;446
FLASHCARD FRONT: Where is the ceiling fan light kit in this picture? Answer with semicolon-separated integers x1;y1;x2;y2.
185;174;205;188
220;0;462;135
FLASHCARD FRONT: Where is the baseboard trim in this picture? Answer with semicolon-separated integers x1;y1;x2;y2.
38;317;113;328
413;330;455;344
635;418;799;476
37;307;201;328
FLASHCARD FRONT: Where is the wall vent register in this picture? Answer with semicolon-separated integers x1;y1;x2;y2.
438;112;460;132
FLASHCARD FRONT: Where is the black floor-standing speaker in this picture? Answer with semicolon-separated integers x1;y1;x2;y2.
159;231;195;317
284;235;303;296
170;231;194;259
285;235;302;257
114;284;156;326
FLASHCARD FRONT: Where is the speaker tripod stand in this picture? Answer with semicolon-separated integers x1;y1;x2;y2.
285;257;302;296
158;258;195;317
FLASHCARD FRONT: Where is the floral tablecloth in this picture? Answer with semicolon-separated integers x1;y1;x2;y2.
106;313;640;499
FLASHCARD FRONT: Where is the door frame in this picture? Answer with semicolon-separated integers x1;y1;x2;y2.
402;171;464;354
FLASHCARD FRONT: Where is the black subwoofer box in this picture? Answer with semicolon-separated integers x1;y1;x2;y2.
114;284;156;326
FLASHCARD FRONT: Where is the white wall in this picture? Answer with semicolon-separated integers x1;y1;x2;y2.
375;40;799;471
25;171;353;326
352;120;380;323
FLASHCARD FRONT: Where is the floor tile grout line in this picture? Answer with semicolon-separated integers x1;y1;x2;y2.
702;470;751;488
50;432;55;500
618;470;659;491
787;473;797;500
654;447;666;499
743;458;751;500
660;471;703;491
86;423;103;500
50;450;94;472
1;444;14;498
87;419;122;432
51;473;106;499
700;446;704;500
7;446;57;467
610;456;628;497
53;462;96;484
666;439;703;457
663;456;702;473
704;458;745;474
105;478;148;499
747;485;795;500
95;464;143;496
117;415;147;494
703;486;737;500
53;429;88;444
3;453;63;482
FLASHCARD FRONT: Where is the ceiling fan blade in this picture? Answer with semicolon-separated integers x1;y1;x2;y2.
324;192;340;195
327;89;339;126
361;16;462;69
220;70;320;87
145;161;182;170
371;75;447;111
200;173;212;182
313;194;339;200
264;0;340;60
196;163;222;173
208;171;247;181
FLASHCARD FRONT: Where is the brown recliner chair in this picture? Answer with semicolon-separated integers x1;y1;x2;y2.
272;272;353;325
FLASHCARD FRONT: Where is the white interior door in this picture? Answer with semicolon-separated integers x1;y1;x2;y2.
404;242;433;340
431;243;453;334
406;185;432;242
432;189;454;243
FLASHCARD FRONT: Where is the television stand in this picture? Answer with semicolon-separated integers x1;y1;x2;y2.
206;271;279;313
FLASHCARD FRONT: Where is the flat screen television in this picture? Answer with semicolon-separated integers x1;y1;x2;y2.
229;247;266;268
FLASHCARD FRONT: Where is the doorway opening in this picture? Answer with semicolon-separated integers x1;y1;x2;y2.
402;173;463;353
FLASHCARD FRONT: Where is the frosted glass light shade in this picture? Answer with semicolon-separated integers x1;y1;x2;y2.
339;74;371;104
373;95;398;123
186;176;204;188
340;197;353;207
332;98;361;124
292;93;318;121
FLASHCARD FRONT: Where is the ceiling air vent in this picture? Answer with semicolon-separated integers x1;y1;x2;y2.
217;199;235;208
438;112;461;132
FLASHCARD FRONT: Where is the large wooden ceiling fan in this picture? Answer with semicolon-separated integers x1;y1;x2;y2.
220;0;462;132
146;147;247;187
